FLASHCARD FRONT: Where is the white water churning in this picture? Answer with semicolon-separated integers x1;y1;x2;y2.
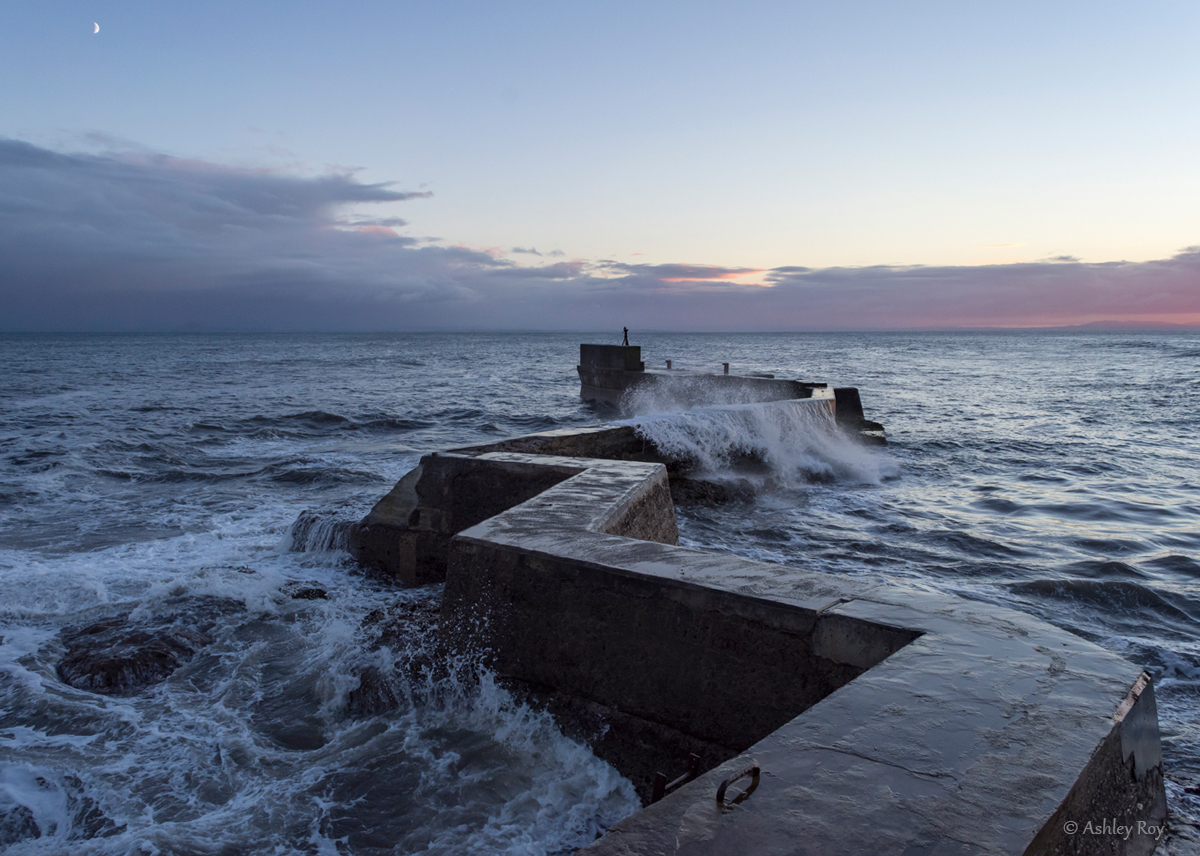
630;399;898;488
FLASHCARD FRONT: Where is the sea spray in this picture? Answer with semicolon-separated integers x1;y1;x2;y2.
0;533;639;855
629;399;898;488
621;374;806;413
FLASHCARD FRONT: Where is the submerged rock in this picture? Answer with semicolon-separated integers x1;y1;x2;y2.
56;618;212;695
360;596;440;653
284;583;329;600
345;664;400;717
0;805;39;848
344;594;443;717
668;476;754;507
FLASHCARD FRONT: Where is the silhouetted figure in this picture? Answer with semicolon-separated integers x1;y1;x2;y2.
622;327;629;346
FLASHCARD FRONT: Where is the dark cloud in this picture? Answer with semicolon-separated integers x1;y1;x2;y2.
343;216;410;227
598;262;762;283
511;246;542;255
490;261;583;279
0;139;500;330
1;138;1197;331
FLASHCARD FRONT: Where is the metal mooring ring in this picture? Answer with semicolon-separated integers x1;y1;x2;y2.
715;764;761;806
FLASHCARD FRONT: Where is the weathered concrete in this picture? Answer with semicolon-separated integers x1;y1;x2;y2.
580;364;834;412
349;454;587;584
833;386;886;437
414;449;1167;854
581;344;646;372
346;425;685;582
451;425;667;465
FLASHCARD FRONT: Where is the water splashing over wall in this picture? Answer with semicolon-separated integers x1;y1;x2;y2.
630;399;897;488
284;510;354;553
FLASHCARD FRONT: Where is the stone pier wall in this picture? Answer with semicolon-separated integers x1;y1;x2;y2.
351;428;1167;854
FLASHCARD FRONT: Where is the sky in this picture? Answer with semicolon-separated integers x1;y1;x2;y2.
2;0;1199;331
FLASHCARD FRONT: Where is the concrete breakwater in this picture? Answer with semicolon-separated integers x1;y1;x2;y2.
347;375;1166;853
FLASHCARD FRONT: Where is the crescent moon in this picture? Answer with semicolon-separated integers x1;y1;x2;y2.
93;22;99;34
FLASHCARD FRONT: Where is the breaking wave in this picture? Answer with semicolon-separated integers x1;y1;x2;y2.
629;399;897;487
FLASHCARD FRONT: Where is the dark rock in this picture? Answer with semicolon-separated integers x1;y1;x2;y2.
345;665;400;717
668;476;754;506
343;594;445;716
0;805;40;848
286;584;328;600
361;595;440;653
57;618;211;695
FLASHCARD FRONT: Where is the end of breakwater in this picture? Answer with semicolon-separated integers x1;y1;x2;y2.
576;343;885;444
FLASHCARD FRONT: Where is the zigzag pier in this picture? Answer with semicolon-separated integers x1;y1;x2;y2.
347;345;1166;855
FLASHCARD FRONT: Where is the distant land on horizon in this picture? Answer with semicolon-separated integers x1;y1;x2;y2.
935;320;1200;333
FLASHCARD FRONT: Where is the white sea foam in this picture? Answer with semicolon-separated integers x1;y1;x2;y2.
0;513;639;855
0;765;74;844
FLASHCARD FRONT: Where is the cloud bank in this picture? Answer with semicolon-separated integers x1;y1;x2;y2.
2;138;1198;331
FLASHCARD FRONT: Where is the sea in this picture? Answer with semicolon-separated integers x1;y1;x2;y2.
0;331;1197;855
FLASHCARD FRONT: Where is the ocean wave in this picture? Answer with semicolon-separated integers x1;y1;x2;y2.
279;410;352;425
1006;578;1200;628
502;414;563;431
262;463;378;486
433;408;487;421
1149;555;1200;577
925;529;1030;560
1061;559;1151;580
356;417;435;432
631;399;898;487
238;412;354;435
1035;499;1177;525
1083;339;1171;351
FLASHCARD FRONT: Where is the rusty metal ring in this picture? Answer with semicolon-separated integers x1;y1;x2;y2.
716;764;760;805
